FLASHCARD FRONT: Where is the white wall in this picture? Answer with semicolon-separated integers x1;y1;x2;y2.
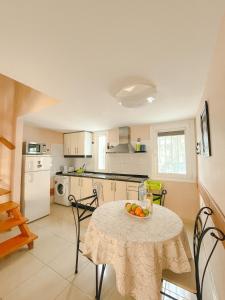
50;144;74;184
195;14;225;300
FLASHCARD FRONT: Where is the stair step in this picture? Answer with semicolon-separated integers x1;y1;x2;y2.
0;233;38;258
0;217;28;233
0;201;19;214
0;188;11;197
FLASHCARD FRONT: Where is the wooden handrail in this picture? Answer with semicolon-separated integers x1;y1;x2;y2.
0;188;11;197
0;136;15;150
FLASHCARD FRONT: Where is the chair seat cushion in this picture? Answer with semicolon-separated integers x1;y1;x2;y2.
162;258;197;294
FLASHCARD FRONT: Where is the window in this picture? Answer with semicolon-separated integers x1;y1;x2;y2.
157;131;186;175
98;135;106;170
150;120;197;182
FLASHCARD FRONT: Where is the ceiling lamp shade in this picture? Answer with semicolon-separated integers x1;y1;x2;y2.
115;83;156;108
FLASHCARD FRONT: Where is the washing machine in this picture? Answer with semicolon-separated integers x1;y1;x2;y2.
54;175;71;206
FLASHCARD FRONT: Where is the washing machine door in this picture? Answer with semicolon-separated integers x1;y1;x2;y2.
56;182;65;196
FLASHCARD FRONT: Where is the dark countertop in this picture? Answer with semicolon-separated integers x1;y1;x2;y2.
56;171;148;183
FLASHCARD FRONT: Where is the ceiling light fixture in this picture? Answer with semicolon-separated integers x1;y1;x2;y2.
115;83;156;108
147;96;155;103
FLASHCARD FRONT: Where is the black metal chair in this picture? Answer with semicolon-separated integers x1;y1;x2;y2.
161;206;225;300
153;189;167;206
68;189;106;300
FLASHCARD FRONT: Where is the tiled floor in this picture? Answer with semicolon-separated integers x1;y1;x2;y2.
0;204;195;300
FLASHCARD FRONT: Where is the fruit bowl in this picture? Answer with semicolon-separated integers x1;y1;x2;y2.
124;202;151;219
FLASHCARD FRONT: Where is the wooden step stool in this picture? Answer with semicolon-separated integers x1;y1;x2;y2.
0;201;38;258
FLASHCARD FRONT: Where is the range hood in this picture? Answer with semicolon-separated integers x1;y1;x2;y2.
107;126;135;153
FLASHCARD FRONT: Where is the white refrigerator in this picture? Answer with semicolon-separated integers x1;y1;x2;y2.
21;155;52;222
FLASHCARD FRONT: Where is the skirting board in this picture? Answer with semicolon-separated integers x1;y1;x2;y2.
198;182;225;248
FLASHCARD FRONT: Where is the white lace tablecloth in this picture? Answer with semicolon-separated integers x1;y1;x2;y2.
83;201;192;300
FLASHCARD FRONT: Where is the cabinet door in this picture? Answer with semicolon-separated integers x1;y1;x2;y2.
70;177;81;199
64;134;71;155
127;190;139;200
77;132;84;155
64;132;92;156
114;181;127;201
80;178;94;204
127;183;140;200
84;132;92;156
102;180;115;202
77;132;92;156
92;179;104;205
69;133;77;155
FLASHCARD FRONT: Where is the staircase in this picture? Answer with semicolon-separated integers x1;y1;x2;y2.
0;137;38;258
0;201;38;258
0;135;15;197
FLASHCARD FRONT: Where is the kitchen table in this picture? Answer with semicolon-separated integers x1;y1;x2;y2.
83;200;192;300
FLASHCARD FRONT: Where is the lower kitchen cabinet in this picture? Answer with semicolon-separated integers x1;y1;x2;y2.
93;179;105;205
114;181;127;201
70;177;81;199
80;177;94;204
70;176;140;206
102;180;115;202
70;177;93;205
127;183;139;200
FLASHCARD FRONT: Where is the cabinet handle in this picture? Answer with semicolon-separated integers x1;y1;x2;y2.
127;185;138;189
114;182;116;192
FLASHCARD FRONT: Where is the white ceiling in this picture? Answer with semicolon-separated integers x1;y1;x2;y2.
0;1;225;131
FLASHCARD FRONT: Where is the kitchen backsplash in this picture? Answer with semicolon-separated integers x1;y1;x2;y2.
72;140;150;176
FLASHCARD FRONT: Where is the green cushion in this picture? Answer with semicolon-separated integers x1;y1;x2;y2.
149;181;162;191
153;198;161;205
144;180;162;191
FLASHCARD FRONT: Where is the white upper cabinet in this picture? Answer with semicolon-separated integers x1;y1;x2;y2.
64;131;92;157
64;133;72;155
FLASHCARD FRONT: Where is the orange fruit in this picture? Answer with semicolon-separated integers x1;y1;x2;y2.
139;213;145;217
135;206;143;216
131;204;138;211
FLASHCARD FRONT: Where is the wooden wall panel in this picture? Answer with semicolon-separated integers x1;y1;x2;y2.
198;182;225;248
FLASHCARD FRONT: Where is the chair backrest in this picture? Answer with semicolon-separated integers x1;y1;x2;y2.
148;180;162;191
193;206;225;300
153;189;167;206
68;189;99;239
144;180;167;206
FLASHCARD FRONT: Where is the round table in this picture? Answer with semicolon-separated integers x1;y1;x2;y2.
83;200;192;300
